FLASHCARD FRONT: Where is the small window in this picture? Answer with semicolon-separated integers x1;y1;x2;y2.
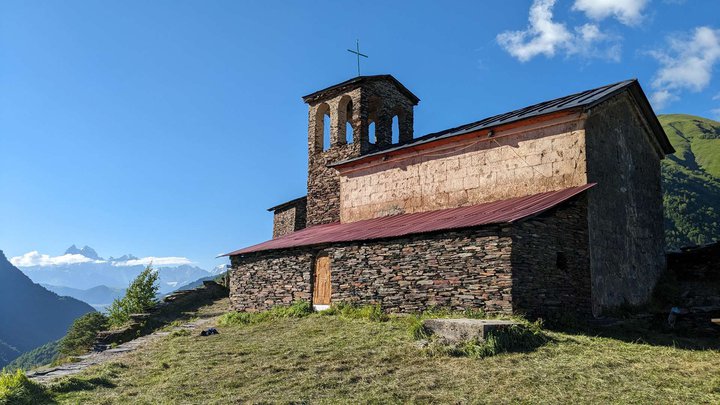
369;121;376;144
345;99;354;144
323;113;331;151
346;122;354;144
391;115;400;144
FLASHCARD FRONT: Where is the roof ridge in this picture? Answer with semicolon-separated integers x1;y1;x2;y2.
329;78;674;168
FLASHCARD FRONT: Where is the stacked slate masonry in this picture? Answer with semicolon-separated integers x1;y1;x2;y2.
230;195;591;318
226;75;673;319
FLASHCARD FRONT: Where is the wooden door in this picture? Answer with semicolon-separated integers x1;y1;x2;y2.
313;254;331;305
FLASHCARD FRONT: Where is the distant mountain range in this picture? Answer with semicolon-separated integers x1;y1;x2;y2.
16;245;223;295
659;114;720;249
0;250;94;369
40;285;126;312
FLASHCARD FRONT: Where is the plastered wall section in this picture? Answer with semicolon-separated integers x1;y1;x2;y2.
338;117;589;222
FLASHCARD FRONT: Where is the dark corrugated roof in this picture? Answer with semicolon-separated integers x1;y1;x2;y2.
331;79;673;168
267;196;307;212
302;75;420;105
222;184;594;256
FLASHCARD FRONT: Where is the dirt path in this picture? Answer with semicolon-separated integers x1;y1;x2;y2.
27;299;228;384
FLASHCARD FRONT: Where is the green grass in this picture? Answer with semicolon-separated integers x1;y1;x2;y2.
0;369;53;405
217;300;313;326
33;300;720;404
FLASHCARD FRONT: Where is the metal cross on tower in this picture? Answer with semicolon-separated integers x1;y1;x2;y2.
347;40;368;76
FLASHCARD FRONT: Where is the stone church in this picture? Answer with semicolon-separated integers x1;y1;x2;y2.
223;75;675;318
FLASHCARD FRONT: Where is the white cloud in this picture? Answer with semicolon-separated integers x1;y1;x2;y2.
497;0;619;62
712;108;720;120
573;0;649;25
650;89;678;109
10;251;101;267
712;92;720;101
10;250;193;268
649;26;720;109
113;256;193;267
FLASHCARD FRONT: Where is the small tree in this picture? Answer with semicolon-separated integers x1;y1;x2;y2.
107;264;160;327
59;312;109;356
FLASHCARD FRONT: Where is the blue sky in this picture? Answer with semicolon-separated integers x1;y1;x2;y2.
1;0;718;269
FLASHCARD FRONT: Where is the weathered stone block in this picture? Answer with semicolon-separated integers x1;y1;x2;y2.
423;318;520;343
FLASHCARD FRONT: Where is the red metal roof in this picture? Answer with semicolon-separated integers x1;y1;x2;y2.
223;184;595;256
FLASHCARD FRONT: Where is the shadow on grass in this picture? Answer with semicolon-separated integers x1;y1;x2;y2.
544;315;720;351
51;376;116;393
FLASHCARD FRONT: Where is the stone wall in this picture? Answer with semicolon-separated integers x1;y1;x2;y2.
584;93;666;315
338;116;588;222
229;196;591;318
229;248;313;312
328;228;514;314
511;195;592;319
272;198;307;238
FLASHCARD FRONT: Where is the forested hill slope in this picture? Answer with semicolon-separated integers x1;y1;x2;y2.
0;250;94;368
659;114;720;249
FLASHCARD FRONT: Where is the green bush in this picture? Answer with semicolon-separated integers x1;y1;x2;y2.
0;369;52;405
218;301;313;327
108;265;159;327
60;312;109;356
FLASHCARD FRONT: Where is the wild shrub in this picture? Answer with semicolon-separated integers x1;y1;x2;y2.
0;369;52;405
60;311;109;356
107;265;159;327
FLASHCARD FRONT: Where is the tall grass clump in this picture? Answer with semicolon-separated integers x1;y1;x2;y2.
320;302;388;322
0;369;52;405
452;322;548;358
420;321;549;359
218;301;313;327
404;307;550;358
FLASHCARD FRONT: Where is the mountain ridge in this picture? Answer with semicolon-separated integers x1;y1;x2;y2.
659;114;720;249
0;250;94;368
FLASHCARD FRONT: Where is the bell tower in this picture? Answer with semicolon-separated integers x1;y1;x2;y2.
302;75;420;226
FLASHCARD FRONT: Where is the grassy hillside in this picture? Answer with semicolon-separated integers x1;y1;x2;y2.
0;341;20;370
660;114;720;249
3;341;60;373
11;301;715;403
